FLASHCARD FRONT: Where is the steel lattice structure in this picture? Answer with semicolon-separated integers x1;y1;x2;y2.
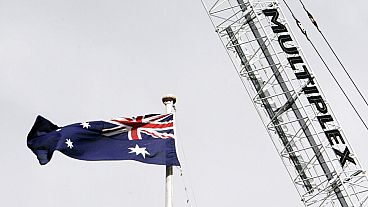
201;0;368;206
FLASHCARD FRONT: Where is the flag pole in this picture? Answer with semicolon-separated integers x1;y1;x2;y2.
162;94;176;207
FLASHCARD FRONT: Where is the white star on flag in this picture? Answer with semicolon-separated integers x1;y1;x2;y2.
128;144;150;159
80;122;91;129
65;139;74;149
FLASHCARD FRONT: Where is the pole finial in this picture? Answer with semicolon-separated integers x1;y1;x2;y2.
162;94;176;104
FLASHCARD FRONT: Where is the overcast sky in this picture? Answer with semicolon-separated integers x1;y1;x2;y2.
1;0;368;207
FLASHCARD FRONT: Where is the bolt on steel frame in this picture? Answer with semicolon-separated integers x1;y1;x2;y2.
200;0;368;206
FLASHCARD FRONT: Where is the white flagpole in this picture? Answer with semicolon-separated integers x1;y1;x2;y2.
162;94;176;207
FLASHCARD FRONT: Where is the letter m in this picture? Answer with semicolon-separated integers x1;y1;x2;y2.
263;9;287;33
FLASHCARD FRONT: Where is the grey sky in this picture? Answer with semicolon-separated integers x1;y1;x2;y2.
1;0;368;206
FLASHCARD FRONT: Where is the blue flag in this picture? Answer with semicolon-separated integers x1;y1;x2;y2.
27;114;180;166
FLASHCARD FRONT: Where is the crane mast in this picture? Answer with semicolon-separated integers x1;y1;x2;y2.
201;0;368;206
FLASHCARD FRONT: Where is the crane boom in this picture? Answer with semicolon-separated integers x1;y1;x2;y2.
201;0;368;206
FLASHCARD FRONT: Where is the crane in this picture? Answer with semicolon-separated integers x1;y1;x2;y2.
200;0;368;206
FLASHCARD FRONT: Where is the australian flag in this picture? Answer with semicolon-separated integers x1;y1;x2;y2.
27;114;180;166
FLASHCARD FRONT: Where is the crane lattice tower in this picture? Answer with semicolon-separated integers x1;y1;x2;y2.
201;0;368;206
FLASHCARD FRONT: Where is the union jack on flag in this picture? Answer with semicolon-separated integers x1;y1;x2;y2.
103;114;175;140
